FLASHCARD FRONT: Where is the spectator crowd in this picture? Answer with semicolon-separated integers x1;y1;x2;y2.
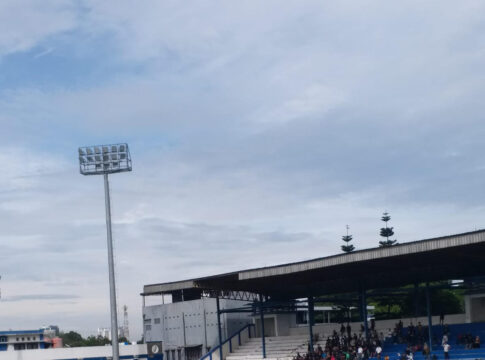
294;320;481;360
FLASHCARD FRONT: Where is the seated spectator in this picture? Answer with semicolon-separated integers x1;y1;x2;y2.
474;336;480;349
422;342;430;360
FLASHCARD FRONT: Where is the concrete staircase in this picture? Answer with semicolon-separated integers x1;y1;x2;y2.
226;335;310;360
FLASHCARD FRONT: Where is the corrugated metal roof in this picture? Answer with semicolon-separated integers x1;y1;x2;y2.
238;230;485;280
142;229;485;296
143;280;196;294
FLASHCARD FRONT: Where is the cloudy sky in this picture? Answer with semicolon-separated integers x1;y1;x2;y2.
1;0;485;340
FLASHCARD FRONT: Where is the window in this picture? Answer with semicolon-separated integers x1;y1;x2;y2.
14;344;26;351
0;336;7;342
154;318;161;324
145;325;152;331
144;318;151;324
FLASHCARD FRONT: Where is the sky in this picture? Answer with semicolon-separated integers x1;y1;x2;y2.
1;0;485;340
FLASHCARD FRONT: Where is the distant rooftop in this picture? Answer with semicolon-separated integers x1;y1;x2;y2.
0;329;44;335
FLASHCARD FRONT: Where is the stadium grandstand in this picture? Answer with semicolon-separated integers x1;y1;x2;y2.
142;229;485;360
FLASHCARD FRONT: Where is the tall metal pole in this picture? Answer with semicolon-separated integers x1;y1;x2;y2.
259;294;266;359
361;288;368;340
216;296;223;360
104;173;120;360
308;296;314;355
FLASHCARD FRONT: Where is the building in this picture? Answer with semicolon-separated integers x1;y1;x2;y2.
97;326;125;341
0;329;55;351
142;288;252;360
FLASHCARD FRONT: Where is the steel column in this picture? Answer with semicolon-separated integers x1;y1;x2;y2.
426;282;433;352
259;295;266;358
308;296;314;354
361;288;368;339
103;174;120;360
414;283;420;317
216;296;224;360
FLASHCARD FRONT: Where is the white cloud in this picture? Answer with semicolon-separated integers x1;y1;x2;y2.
0;1;77;57
1;0;485;342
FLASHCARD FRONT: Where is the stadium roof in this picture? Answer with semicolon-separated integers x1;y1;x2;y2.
143;229;485;299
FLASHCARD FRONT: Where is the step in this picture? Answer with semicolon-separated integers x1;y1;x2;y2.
233;350;305;354
228;355;296;359
228;357;293;360
235;346;305;351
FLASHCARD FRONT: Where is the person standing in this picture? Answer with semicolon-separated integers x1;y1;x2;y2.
443;342;451;359
422;342;430;360
376;345;382;360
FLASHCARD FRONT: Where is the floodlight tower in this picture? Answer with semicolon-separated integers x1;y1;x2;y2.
78;143;132;360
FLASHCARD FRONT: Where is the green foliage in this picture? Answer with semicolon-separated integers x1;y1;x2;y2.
342;244;355;252
59;331;84;347
341;228;355;253
342;235;352;243
372;285;464;319
84;335;111;346
379;212;397;247
381;213;391;222
59;331;113;347
380;227;394;238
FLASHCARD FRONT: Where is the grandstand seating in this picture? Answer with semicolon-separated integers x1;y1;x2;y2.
227;335;315;360
381;322;485;360
225;323;485;360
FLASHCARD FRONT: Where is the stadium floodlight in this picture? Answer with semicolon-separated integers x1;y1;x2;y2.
79;143;132;175
78;143;132;360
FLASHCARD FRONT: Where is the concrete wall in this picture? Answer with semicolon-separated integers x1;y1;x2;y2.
465;294;485;323
251;314;296;337
144;297;251;360
0;344;146;360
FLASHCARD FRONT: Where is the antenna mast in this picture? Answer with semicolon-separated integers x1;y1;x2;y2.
123;305;129;340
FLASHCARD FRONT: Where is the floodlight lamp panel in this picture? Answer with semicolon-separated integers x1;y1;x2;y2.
78;143;132;175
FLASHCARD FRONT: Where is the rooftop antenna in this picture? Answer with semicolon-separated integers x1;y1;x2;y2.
123;305;130;341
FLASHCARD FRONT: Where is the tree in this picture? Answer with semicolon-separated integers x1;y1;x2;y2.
341;225;355;253
59;331;84;347
379;212;397;247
